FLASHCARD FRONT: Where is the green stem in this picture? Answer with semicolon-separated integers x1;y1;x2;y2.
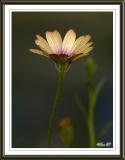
88;92;96;148
48;67;65;147
88;111;96;147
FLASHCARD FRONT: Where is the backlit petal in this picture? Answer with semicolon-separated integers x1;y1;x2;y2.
72;35;92;54
46;30;62;54
82;46;94;55
29;49;50;58
69;46;93;62
62;29;76;56
35;34;52;54
81;42;93;52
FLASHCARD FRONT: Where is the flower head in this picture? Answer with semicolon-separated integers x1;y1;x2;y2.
29;29;93;72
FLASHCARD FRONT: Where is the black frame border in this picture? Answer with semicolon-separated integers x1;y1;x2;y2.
0;0;124;159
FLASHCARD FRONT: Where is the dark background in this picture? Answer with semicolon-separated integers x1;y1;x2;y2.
12;12;113;148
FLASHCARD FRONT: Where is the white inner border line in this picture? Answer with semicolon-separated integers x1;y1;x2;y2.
4;4;120;156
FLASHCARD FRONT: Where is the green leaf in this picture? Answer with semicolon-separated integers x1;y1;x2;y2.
85;57;97;79
75;94;87;123
91;78;105;111
59;127;74;147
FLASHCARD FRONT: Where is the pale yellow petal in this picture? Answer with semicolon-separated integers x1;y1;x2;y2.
71;36;85;53
72;35;92;54
69;46;93;62
29;49;49;58
82;46;94;55
62;29;76;55
46;30;62;54
53;30;62;51
81;42;93;52
35;35;52;54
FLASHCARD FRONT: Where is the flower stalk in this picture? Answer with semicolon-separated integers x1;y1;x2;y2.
29;29;94;148
48;65;65;147
88;91;96;147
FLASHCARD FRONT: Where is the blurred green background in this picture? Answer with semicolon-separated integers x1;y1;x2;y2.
12;12;113;148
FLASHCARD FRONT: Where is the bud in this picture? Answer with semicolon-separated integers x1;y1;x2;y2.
85;57;97;78
59;117;74;147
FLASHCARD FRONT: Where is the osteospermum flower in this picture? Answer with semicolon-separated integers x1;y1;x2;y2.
29;29;93;71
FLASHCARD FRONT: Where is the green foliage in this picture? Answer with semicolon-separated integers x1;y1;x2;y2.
85;57;97;80
59;127;74;147
88;78;105;114
74;95;87;124
57;57;112;148
75;57;111;148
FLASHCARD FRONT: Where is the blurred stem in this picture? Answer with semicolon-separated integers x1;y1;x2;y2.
87;79;105;147
88;109;96;147
88;89;96;148
48;66;65;147
75;95;87;124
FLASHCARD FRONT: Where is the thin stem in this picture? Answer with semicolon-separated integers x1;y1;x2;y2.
88;110;96;147
88;91;96;148
75;94;87;124
48;67;65;147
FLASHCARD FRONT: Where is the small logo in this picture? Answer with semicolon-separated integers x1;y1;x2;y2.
96;142;112;147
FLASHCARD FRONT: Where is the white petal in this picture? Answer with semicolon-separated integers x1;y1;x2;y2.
35;34;52;54
82;46;94;55
46;30;62;54
62;29;76;55
72;35;92;54
29;49;49;57
70;46;93;62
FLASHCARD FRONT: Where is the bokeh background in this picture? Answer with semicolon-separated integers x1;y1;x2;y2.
12;12;113;148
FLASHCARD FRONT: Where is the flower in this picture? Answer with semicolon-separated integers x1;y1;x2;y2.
29;29;93;71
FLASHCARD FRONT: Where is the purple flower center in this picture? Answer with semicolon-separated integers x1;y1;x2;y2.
56;49;73;56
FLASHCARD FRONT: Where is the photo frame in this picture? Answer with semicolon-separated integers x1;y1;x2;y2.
0;0;124;159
